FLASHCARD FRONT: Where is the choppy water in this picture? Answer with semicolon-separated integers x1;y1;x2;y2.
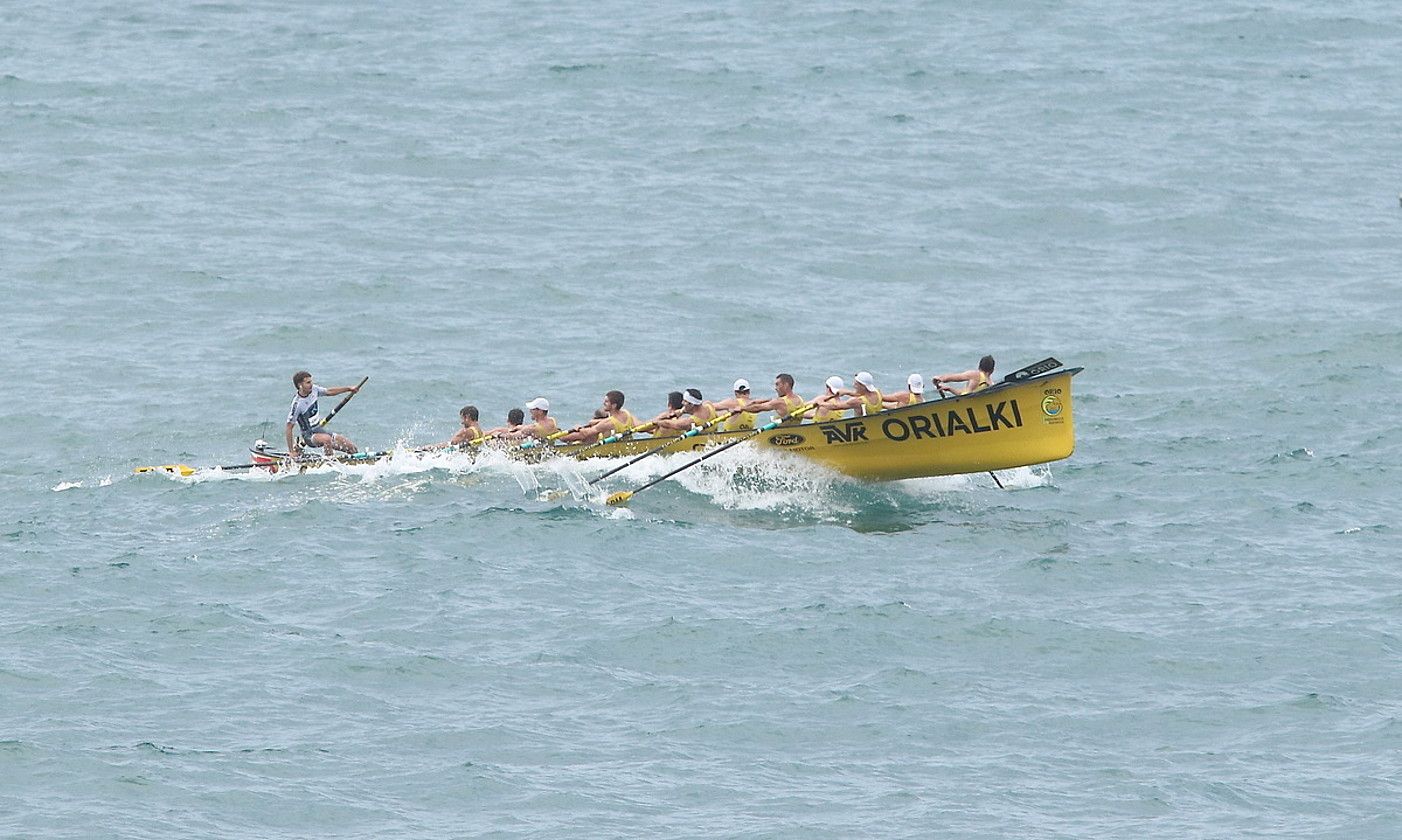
3;1;1401;837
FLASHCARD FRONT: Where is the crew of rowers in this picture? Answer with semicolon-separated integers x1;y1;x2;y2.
427;355;998;449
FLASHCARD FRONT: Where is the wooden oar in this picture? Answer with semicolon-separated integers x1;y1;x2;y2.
587;411;734;485
605;403;816;506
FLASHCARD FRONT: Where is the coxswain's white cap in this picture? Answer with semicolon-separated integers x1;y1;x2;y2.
732;378;750;392
825;375;844;393
683;388;704;405
854;371;876;389
906;373;924;394
526;397;550;412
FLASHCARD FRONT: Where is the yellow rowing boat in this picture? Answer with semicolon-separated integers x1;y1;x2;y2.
534;364;1082;480
136;361;1082;482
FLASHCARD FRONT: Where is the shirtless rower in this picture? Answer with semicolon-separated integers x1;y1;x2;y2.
286;370;360;457
933;355;995;395
560;390;639;444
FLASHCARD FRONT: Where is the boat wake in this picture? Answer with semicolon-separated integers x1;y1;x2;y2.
126;440;1053;517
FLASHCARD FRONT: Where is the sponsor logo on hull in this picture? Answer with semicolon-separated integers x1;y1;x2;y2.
879;399;1025;443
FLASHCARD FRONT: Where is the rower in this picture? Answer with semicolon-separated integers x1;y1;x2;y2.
652;388;719;433
500;397;559;441
812;376;848;422
710;379;758;432
730;373;806;424
933;355;995;395
645;391;686;438
560;390;639;444
483;407;526;438
286;370;360;457
881;373;925;408
816;371;883;417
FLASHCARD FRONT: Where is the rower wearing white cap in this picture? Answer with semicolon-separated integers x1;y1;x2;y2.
816;371;884;417
652;388;719;433
731;373;806;424
812;376;848;422
882;373;925;408
500;397;559;441
711;378;758;432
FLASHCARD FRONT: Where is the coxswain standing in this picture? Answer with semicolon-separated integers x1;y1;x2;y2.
286;370;360;457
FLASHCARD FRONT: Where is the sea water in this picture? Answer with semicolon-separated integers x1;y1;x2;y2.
2;1;1400;836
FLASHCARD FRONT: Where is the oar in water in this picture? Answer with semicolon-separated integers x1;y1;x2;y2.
134;461;264;477
605;403;816;507
526;419;661;458
587;411;735;485
934;384;1003;489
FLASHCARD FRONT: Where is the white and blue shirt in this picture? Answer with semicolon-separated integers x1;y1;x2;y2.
288;385;329;434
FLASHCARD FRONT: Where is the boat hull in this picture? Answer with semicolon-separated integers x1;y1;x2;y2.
536;367;1081;480
747;368;1081;480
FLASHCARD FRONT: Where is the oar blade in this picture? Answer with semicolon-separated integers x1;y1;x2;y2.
605;490;633;506
133;464;196;476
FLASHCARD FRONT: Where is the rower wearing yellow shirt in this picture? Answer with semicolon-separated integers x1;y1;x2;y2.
881;373;925;409
560;390;639;444
812;376;849;422
645;392;686;438
499;397;559;441
933;355;996;395
816;371;884;417
652;388;719;433
730;373;806;425
710;379;758;432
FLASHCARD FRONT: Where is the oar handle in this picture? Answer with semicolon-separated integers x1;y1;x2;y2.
317;376;369;428
588;411;736;484
619;404;814;499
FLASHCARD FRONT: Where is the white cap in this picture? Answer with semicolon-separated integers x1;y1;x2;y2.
854;371;876;390
824;375;844;393
683;388;704;405
906;373;924;394
525;397;550;412
732;378;750;392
